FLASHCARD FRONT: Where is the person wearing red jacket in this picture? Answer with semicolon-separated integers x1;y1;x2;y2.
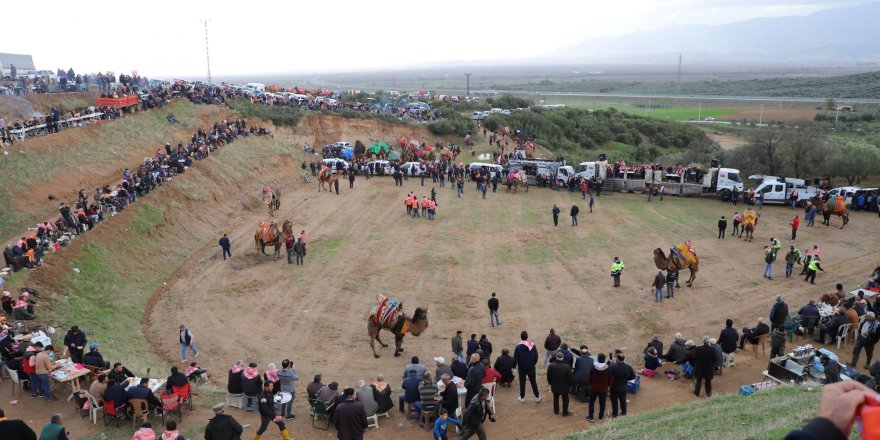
587;353;613;422
790;215;800;240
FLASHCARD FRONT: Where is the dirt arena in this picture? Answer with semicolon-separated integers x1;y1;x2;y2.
146;138;879;439
4;107;877;439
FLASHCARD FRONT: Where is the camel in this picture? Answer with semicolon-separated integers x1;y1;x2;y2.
254;220;287;260
740;209;759;241
503;172;528;193
317;166;339;192
654;245;699;287
368;294;428;358
264;188;281;217
813;195;850;229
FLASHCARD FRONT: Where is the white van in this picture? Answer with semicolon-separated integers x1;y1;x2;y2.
400;162;424;176
322;158;349;173
829;186;859;205
367;160;392;175
468;163;503;179
245;82;266;92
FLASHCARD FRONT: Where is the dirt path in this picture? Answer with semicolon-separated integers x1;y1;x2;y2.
147;168;879;439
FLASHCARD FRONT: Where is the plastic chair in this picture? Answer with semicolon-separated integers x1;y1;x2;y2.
837;323;853;349
172;383;192;410
129;398;149;428
723;351;736;368
226;393;244;409
72;391;103;425
482;381;497;414
5;365;28;397
801;316;819;338
102;400;126;427
748;334;768;356
366;413;379;429
161;392;183;422
308;398;331;430
419;404;437;430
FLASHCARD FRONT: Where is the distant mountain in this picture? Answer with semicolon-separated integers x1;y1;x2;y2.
554;2;880;63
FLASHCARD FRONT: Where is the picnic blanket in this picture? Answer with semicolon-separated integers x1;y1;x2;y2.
370;294;404;329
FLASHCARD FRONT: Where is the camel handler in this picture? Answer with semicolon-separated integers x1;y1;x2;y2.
611;257;624;288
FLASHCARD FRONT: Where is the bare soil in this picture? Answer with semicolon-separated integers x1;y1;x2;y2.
718;106;819;123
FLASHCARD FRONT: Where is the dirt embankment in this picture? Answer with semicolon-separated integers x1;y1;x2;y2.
0;91;100;120
290;113;435;147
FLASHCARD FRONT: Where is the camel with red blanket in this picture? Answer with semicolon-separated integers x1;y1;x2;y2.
368;294;429;358
254;220;290;260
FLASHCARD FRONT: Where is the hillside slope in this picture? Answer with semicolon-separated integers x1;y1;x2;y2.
562;386;823;440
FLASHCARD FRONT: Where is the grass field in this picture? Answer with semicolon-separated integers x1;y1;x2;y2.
560;386;833;440
535;95;745;120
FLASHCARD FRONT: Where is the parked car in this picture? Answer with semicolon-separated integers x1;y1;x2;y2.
321;158;349;173
367;160;392;175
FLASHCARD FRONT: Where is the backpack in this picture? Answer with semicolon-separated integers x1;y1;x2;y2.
869;322;880;344
765;252;775;264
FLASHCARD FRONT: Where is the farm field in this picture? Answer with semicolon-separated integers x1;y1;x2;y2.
3;104;878;439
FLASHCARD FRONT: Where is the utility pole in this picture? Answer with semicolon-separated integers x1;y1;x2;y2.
204;19;212;85
464;73;472;96
759;104;764;125
676;53;682;96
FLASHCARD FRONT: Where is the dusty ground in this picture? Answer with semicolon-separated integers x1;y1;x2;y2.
717;106;819;123
708;133;748;151
143;130;880;439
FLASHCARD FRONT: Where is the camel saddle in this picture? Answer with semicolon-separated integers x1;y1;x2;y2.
829;196;845;214
370;294;405;330
671;244;699;271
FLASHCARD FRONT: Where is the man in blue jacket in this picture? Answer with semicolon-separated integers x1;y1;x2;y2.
512;331;541;403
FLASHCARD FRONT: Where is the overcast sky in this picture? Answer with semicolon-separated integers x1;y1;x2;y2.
2;0;867;78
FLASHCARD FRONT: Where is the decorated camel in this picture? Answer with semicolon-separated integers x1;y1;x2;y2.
368;294;428;358
317;166;339;192
254;219;292;260
262;187;281;217
812;195;850;229
740;208;759;241
503;170;529;193
654;243;700;287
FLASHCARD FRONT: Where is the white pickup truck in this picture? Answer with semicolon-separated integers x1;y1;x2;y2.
751;175;821;204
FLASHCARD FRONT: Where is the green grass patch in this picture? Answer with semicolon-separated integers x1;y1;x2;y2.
131;202;165;236
226;99;308;127
644;107;743;121
561;386;829;440
524;242;551;265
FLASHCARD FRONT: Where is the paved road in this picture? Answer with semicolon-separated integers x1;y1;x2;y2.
306;77;880;105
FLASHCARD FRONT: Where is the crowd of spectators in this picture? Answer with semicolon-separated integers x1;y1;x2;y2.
2;117;269;274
